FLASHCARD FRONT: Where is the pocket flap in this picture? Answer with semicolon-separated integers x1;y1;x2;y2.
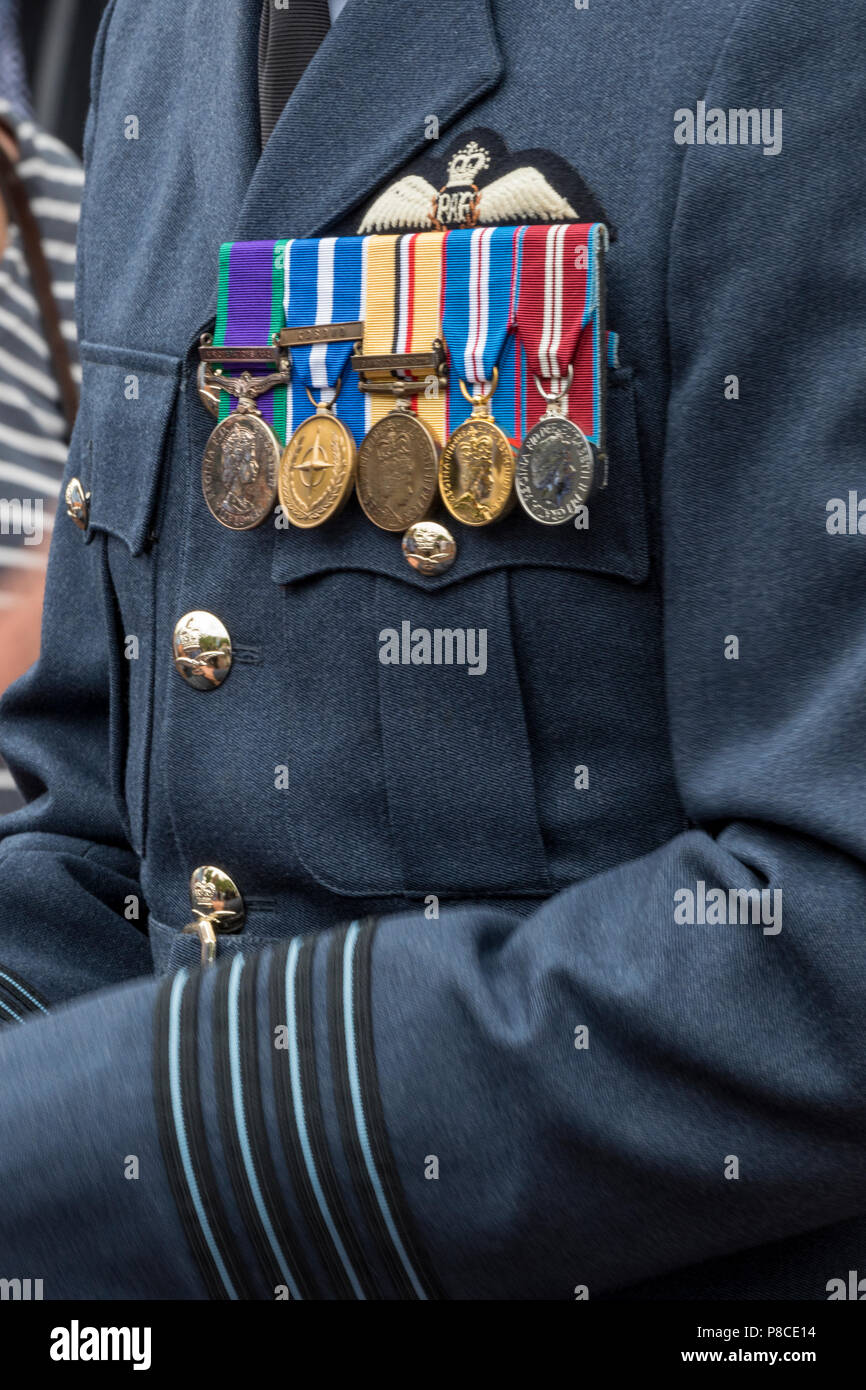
80;341;182;556
271;367;648;589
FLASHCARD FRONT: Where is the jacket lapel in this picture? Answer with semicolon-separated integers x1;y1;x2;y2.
185;1;262;232
233;0;504;241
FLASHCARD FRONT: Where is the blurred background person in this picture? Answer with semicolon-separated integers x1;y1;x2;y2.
0;0;106;811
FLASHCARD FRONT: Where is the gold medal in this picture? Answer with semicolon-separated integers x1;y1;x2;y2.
439;368;515;527
355;233;447;530
356;401;439;532
278;384;357;528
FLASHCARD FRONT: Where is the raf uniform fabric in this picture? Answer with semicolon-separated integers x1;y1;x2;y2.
0;0;864;1300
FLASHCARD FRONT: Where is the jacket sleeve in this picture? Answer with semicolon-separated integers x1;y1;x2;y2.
352;3;866;1297
0;0;150;1009
1;0;864;1301
0;441;151;1006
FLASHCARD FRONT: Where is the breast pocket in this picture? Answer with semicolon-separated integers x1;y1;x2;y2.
80;341;182;855
271;367;650;901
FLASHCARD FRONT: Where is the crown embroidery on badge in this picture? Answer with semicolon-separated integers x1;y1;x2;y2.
445;141;491;186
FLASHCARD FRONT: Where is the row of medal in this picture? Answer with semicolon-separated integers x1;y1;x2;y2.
199;223;608;537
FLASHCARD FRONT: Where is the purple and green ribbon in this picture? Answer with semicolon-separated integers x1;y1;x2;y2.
213;238;287;441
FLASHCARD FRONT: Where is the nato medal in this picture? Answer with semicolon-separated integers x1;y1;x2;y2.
278;394;356;528
515;415;596;525
439;369;514;527
356;405;439;532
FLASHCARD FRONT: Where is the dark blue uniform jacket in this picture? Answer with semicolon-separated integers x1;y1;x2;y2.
0;0;864;1299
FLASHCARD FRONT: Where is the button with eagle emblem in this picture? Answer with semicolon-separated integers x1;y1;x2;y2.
172;611;232;690
402;520;457;575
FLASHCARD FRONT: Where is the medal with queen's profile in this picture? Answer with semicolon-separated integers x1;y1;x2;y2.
515;367;598;524
438;370;515;527
439;417;515;527
201;409;280;531
200;363;289;531
515;415;596;525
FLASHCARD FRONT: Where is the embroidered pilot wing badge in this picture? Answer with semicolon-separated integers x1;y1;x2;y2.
354;128;614;236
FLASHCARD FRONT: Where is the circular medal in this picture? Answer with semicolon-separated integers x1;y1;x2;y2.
278;409;356;528
356;410;439;532
439;416;515;527
201;412;280;531
515;416;596;525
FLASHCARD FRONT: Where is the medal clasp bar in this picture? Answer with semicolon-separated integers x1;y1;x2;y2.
353;338;448;395
198;331;290;368
276;320;363;348
198;345;286;364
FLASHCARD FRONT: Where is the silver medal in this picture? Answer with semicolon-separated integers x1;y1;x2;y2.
515;367;597;525
199;362;289;531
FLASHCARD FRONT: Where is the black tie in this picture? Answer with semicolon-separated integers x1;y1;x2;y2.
258;0;331;148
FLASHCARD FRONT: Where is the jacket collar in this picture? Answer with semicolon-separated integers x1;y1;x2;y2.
231;0;504;240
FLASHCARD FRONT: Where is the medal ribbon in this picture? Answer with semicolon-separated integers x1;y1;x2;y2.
363;233;399;433
213;239;288;439
282;236;360;388
361;231;446;439
442;226;516;386
516;222;607;445
212;224;606;451
497;224;527;447
407;231;447;442
281;234;367;444
441;226;518;437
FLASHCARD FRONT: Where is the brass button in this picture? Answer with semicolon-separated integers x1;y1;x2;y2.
401;520;457;575
188;865;245;925
65;477;90;530
172;610;232;690
183;865;245;967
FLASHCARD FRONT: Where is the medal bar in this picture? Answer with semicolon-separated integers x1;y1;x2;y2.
198;344;285;363
275;320;363;347
197;225;609;547
351;343;446;375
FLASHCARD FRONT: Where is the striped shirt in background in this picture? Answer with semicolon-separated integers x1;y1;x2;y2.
0;96;82;813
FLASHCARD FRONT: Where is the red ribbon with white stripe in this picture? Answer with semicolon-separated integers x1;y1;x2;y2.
515;223;598;437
